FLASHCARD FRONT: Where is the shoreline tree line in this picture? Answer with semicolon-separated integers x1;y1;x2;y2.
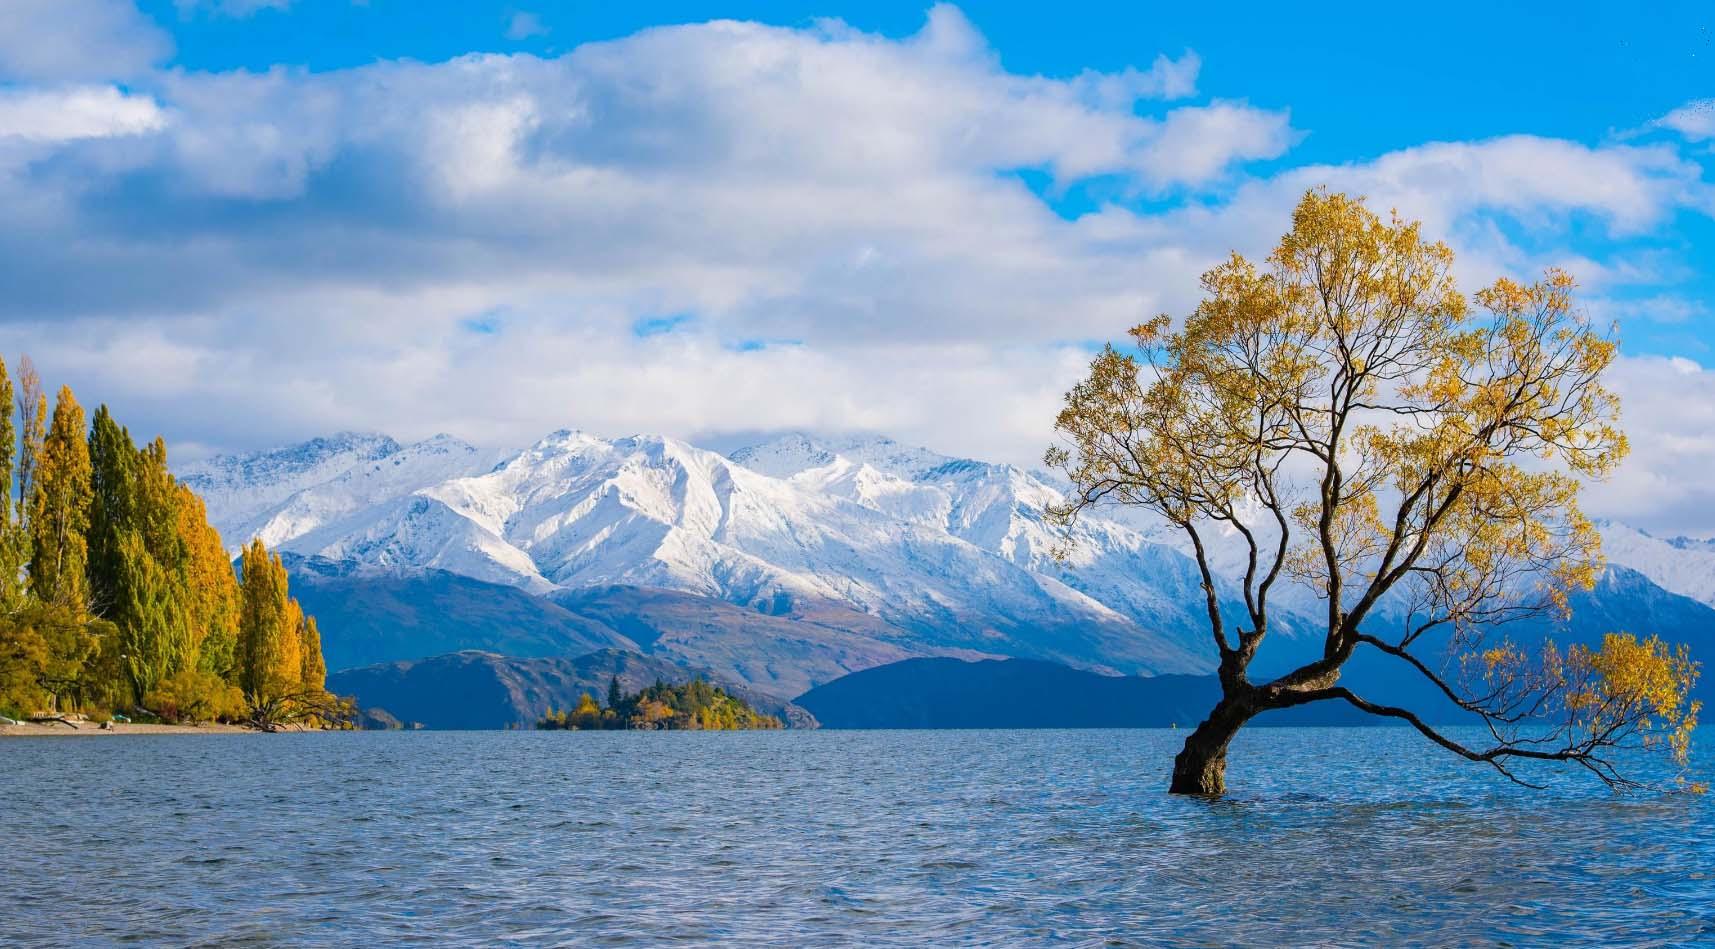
0;356;340;729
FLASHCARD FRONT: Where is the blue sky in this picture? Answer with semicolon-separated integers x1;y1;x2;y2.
3;1;1715;531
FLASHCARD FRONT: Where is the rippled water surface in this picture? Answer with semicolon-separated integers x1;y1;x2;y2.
3;728;1712;946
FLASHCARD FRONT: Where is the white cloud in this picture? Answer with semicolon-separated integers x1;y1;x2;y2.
0;86;167;143
1141;100;1296;187
1590;294;1706;327
0;0;171;81
149;66;345;198
0;7;1710;537
1585;355;1715;537
1654;98;1715;141
1;306;1092;471
1262;136;1707;239
0;12;1297;342
1071;51;1201;106
505;11;548;41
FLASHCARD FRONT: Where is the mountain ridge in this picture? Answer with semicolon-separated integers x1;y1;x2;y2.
181;428;1715;698
183;428;1234;676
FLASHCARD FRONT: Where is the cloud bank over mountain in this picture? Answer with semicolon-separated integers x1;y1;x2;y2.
6;2;1715;533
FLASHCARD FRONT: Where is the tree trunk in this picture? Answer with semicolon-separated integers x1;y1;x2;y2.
1169;697;1256;795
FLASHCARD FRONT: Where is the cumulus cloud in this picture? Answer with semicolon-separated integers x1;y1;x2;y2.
1231;136;1709;245
1141;100;1296;188
0;4;1712;538
0;9;1295;339
1071;51;1201;106
0;0;171;81
7;307;1093;469
1585;355;1715;537
1654;98;1715;141
0;86;166;143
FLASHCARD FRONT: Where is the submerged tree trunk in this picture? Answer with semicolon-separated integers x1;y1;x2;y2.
1169;696;1257;795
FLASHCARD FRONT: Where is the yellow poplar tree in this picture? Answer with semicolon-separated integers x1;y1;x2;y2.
238;538;295;702
235;538;336;727
175;484;241;677
30;386;92;613
278;595;305;691
299;615;326;693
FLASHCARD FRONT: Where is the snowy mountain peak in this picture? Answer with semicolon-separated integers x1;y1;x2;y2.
1592;520;1715;609
735;432;1039;492
728;432;840;478
177;426;1715;678
180;431;401;490
177;432;492;552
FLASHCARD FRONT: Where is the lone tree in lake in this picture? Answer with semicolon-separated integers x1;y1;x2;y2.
1047;188;1700;795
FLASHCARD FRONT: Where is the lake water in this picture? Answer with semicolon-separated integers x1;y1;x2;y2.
3;728;1712;946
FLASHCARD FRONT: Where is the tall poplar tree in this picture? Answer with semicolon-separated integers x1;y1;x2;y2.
0;356;12;530
0;374;328;721
176;484;240;679
298;615;325;693
0;355;20;611
238;539;294;702
86;405;137;618
115;530;189;702
278;596;305;691
29;386;92;613
15;357;44;534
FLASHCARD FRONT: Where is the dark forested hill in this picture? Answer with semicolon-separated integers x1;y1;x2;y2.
285;557;632;671
329;648;816;730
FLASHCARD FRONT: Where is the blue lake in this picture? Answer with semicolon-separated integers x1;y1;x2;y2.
2;728;1712;946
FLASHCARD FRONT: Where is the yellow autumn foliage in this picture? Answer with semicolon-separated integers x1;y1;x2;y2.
1048;187;1699;792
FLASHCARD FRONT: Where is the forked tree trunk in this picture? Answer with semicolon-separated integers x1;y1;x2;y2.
1169;696;1257;795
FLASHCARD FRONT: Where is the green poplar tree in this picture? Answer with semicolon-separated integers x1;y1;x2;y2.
0;355;21;612
115;530;189;703
86;405;138;619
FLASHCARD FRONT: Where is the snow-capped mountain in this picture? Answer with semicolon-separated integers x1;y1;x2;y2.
180;429;1221;675
177;428;1715;685
180;433;503;557
730;433;1318;645
179;432;402;530
1594;521;1715;609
